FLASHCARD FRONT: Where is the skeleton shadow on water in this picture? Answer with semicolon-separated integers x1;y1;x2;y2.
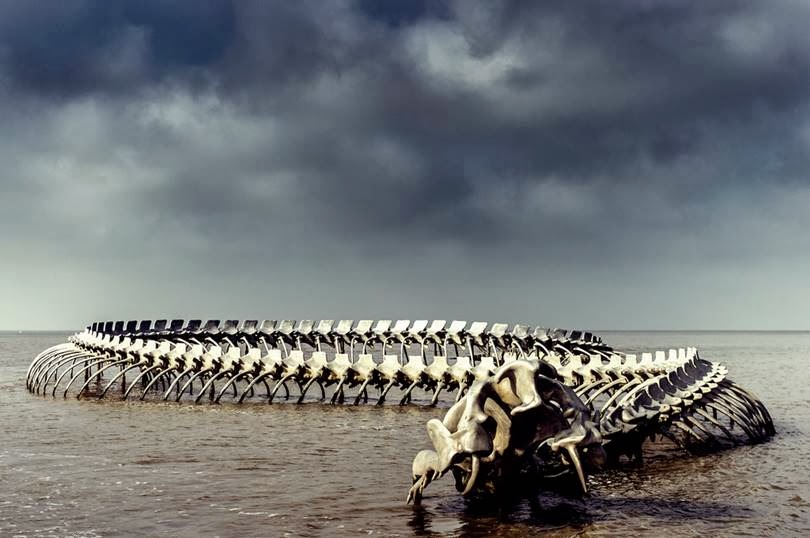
408;491;755;536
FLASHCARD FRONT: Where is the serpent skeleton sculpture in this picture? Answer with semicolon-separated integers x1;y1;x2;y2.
26;318;774;506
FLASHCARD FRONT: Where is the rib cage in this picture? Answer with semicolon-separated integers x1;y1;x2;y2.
27;318;612;406
26;318;774;454
597;355;775;450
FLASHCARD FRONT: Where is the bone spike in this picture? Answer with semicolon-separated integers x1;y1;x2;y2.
450;320;467;331
315;319;334;336
276;320;296;336
427;320;446;334
258;320;276;336
408;320;429;337
354;319;374;335
468;322;488;338
25;313;774;497
373;319;392;335
390;319;410;334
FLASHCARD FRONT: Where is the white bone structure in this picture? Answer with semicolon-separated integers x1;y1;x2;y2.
27;317;774;504
409;351;774;504
27;318;615;406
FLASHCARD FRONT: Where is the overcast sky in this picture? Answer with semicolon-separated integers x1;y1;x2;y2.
1;1;809;330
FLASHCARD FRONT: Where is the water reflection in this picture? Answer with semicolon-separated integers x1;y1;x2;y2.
2;332;809;536
409;490;757;537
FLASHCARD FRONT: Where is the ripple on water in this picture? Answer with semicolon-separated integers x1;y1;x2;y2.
1;332;809;536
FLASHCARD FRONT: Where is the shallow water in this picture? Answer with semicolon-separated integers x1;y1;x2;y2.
1;331;809;536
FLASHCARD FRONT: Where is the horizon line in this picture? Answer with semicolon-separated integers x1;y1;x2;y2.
1;328;808;334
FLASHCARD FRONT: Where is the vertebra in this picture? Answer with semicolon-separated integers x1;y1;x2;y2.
25;318;774;505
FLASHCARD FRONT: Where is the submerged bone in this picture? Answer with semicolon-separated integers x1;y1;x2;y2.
25;318;774;506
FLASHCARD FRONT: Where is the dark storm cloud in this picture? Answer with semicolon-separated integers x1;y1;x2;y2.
0;1;234;96
1;0;810;329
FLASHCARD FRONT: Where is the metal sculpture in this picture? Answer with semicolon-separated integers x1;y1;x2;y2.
408;352;773;503
25;318;774;505
26;319;612;405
